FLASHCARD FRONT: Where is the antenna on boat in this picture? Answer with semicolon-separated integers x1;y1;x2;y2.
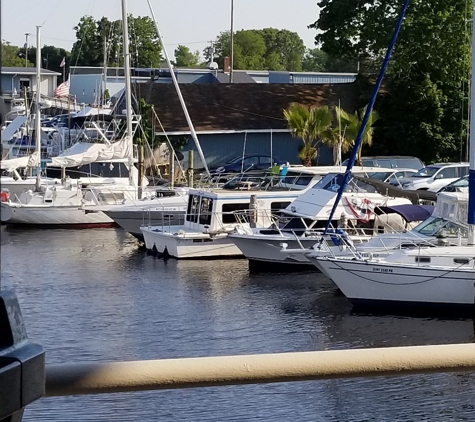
146;0;211;178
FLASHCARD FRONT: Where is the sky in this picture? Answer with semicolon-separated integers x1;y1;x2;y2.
2;0;320;62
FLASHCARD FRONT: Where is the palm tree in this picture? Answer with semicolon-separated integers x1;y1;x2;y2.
336;105;379;166
283;103;332;166
321;107;353;166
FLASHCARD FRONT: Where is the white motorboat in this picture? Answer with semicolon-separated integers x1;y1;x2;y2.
229;169;414;270
94;187;189;240
312;246;475;310
140;187;302;259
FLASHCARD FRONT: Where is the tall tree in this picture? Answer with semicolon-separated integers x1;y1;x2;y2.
173;45;200;67
71;15;162;68
283;104;332;166
209;28;306;71
310;0;471;163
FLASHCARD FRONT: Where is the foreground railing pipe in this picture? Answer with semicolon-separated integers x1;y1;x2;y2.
45;344;475;397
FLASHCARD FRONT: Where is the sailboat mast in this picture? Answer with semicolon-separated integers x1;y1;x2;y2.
146;0;211;177
35;25;42;190
121;0;134;187
468;0;475;245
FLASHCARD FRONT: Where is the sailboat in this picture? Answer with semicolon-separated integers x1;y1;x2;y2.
0;4;139;227
310;0;475;310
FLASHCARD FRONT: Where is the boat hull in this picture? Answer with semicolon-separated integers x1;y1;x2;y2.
1;202;115;227
141;226;243;259
314;257;475;307
103;209;185;240
229;234;317;270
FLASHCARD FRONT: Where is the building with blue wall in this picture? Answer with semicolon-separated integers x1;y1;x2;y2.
133;82;358;169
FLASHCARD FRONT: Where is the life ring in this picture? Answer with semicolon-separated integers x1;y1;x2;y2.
345;197;373;223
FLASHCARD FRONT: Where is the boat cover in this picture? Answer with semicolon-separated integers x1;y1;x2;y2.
375;204;434;222
0;151;40;171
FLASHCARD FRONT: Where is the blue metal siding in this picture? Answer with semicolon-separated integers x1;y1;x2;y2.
179;132;333;169
291;74;356;84
269;72;291;83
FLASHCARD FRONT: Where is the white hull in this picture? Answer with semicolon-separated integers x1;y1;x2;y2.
103;209;185;239
1;202;113;226
230;234;317;266
141;226;243;259
313;256;475;307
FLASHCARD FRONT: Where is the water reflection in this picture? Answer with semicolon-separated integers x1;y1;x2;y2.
1;227;474;422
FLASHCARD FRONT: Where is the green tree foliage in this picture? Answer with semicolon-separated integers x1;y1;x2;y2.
209;28;306;71
1;42;25;67
173;45;200;67
283;104;332;166
310;0;470;163
18;45;70;80
71;15;162;68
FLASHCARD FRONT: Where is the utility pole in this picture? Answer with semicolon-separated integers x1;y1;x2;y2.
229;0;234;83
24;32;32;67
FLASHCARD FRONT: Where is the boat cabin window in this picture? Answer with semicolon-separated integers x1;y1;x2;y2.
199;197;213;225
186;194;201;223
271;202;291;213
282;172;315;187
280;217;314;232
413;217;467;238
222;203;250;224
454;258;470;265
415;256;431;263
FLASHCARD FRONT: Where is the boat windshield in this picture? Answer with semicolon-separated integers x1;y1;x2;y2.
312;173;378;193
412;166;439;178
412;217;467;237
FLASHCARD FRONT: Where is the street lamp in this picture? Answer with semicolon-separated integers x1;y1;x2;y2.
24;32;32;67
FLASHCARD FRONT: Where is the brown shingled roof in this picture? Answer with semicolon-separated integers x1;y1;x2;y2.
133;82;358;132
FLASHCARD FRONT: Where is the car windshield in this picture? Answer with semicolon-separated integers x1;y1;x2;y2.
412;166;439;178
368;172;392;181
227;156;243;164
446;176;469;188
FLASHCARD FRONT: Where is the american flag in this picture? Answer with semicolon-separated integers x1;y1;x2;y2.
54;79;69;98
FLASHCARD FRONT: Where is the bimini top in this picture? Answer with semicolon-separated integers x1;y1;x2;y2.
375;204;434;223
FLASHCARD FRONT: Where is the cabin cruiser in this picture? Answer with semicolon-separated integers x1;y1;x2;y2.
229;170;415;269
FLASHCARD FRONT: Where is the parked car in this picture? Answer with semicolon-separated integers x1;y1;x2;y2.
367;169;418;187
342;156;424;170
400;163;469;191
212;155;285;174
437;175;469;193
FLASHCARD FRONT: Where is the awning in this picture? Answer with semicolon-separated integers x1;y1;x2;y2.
375;204;434;222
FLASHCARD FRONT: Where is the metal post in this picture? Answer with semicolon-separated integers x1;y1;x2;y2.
229;0;234;83
24;32;32;67
188;150;194;187
468;0;475;245
169;143;175;189
138;144;144;199
35;26;41;191
121;0;135;188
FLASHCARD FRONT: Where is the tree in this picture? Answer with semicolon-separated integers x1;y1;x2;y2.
1;42;25;67
209;28;306;71
336;106;379;166
173;45;200;67
71;15;162;68
283;104;332;166
310;0;470;163
321;107;353;165
302;48;328;72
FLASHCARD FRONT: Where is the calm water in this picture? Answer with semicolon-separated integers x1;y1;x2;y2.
1;226;474;421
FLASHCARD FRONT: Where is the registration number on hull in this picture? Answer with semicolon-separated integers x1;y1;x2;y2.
372;267;393;273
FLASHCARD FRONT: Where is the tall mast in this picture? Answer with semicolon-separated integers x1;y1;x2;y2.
121;0;134;187
35;25;42;190
146;0;210;177
468;0;475;245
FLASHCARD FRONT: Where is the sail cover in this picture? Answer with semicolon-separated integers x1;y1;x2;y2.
49;138;131;168
0;151;40;171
